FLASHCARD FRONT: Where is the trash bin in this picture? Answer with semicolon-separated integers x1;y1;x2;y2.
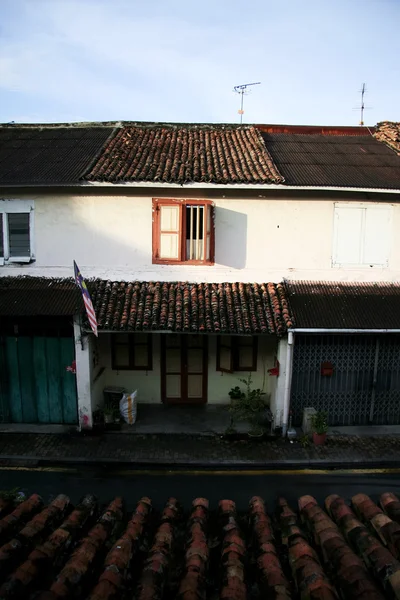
103;386;125;418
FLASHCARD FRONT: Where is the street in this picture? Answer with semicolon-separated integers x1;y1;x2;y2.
1;466;400;510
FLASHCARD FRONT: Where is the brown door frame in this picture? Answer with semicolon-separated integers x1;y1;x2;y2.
161;335;208;404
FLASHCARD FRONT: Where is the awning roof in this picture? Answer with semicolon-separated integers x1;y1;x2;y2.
0;276;80;316
90;280;292;335
0;277;293;335
285;280;400;330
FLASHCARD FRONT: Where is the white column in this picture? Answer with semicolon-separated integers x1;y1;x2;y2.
270;337;289;430
73;316;93;429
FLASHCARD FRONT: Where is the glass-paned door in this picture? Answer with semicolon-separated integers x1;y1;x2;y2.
161;335;207;404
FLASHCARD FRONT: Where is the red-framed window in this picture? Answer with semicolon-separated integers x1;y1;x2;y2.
111;333;153;371
216;336;258;373
152;198;215;265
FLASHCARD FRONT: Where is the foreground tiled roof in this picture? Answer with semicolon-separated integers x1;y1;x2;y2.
285;280;400;329
0;277;80;316
0;125;115;185
375;121;400;155
85;124;284;184
260;127;400;189
90;280;293;335
1;491;400;598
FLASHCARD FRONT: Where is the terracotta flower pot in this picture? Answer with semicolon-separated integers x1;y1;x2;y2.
313;432;327;446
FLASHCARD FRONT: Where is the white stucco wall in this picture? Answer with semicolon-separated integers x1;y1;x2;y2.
93;333;277;407
2;189;400;282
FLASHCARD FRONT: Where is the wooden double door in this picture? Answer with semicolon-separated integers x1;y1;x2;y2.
161;335;208;404
0;335;78;424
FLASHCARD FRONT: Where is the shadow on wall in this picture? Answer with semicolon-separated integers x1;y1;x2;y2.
215;208;247;269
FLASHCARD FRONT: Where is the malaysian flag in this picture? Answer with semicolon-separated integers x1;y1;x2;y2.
74;261;98;337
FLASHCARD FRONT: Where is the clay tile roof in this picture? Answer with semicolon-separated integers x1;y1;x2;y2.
2;491;400;598
90;280;293;335
85;124;284;185
285;280;400;329
375;121;400;155
0;125;115;186
0;277;81;316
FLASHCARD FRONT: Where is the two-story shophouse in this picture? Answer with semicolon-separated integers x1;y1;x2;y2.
1;121;400;432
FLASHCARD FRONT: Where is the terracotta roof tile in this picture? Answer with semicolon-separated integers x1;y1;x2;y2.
325;494;400;596
90;280;292;335
374;122;400;155
2;492;400;597
85;124;284;185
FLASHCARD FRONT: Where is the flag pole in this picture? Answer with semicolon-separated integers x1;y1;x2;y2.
73;260;98;339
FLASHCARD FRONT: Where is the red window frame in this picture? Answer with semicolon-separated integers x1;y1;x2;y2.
152;198;215;265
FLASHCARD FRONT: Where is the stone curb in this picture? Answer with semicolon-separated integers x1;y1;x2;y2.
0;454;399;470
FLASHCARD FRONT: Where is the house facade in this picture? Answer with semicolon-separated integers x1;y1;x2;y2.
1;121;400;431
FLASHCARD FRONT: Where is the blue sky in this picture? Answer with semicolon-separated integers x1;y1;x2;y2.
0;0;399;125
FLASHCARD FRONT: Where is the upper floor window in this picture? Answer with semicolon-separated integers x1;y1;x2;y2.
152;199;215;265
332;204;391;267
0;200;34;265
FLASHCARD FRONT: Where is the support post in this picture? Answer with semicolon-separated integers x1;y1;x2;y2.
282;331;294;437
73;315;93;429
271;337;288;430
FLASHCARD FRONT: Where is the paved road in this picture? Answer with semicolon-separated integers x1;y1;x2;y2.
1;466;400;510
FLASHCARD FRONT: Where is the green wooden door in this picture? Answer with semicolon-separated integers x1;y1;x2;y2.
0;336;78;424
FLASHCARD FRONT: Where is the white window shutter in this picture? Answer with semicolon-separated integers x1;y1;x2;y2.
333;207;363;265
159;205;181;260
363;207;391;266
0;214;3;260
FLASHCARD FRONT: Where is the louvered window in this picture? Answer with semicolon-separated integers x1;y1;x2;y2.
0;201;34;264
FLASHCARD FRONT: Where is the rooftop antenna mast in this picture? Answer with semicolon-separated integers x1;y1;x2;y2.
353;83;371;125
233;82;261;124
360;83;366;125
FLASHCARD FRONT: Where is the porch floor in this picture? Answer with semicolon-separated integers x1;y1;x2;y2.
121;404;245;436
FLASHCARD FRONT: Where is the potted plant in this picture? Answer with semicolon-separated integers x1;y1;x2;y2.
228;374;269;438
311;411;328;445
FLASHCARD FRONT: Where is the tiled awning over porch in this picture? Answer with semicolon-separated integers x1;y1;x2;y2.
90;280;293;335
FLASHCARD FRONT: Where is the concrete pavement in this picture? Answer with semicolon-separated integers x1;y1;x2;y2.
0;431;400;469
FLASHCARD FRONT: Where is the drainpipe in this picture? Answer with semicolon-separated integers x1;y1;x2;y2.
282;331;294;437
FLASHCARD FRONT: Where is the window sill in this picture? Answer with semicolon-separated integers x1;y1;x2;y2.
1;257;35;265
112;367;152;371
332;262;388;268
152;259;215;266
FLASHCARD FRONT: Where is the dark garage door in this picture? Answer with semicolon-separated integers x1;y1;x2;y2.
291;334;400;426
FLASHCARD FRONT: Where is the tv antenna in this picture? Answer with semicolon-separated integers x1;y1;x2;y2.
233;82;261;124
353;83;371;125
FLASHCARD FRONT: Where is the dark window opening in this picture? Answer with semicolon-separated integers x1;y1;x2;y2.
8;213;30;257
